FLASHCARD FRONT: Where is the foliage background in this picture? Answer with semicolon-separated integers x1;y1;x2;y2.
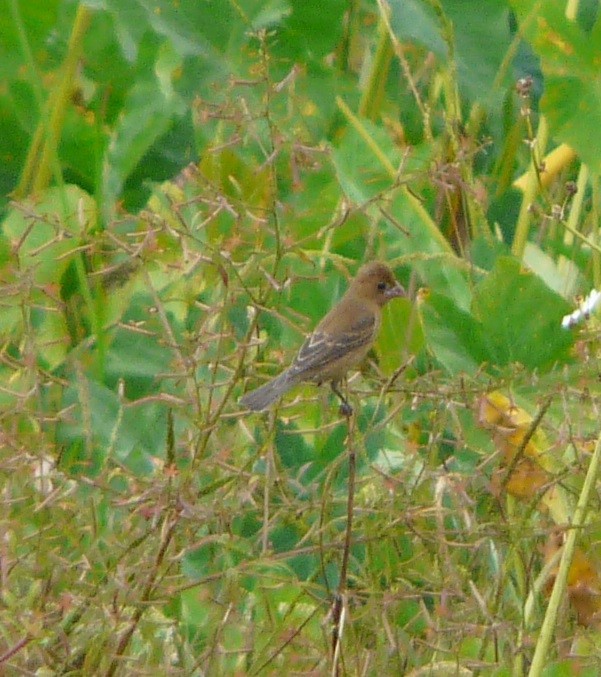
2;0;601;674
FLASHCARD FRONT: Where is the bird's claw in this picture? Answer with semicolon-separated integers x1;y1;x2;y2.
339;402;353;417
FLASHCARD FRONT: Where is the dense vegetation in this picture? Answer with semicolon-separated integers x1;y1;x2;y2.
2;0;601;674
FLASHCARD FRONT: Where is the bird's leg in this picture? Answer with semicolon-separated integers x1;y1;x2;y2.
331;380;353;417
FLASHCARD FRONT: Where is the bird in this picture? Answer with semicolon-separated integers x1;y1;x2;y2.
240;261;406;415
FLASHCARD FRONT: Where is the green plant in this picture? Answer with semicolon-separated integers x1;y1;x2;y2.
2;0;601;674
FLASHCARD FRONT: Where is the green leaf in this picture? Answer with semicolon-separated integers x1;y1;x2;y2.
103;76;187;216
182;542;218;580
275;420;313;468
332;119;407;204
34;308;70;370
2;185;90;284
389;0;512;105
275;0;346;60
419;291;489;375
105;321;175;398
388;0;447;60
442;0;513;104
472;256;574;369
56;377;168;474
377;297;422;374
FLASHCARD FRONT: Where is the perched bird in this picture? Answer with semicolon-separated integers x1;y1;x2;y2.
240;261;406;414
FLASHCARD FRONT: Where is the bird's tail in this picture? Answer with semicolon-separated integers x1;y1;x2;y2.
240;370;297;411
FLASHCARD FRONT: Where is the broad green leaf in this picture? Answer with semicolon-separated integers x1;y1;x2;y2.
105;323;175;398
56;377;169;474
419;291;489;375
34;308;70;370
442;0;513;104
103;75;187;217
275;0;345;60
182;541;219;580
389;0;512;105
284;166;341;245
472;256;573;369
0;1;64;81
2;185;91;284
523;241;581;298
377;297;422;374
0;89;33;201
388;0;447;60
332;119;408;204
275;420;313;468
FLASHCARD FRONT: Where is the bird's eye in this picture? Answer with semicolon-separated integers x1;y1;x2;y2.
377;281;387;291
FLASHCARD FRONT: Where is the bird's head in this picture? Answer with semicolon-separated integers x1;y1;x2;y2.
351;262;406;306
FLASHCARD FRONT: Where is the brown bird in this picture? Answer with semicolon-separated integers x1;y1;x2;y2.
240;261;406;414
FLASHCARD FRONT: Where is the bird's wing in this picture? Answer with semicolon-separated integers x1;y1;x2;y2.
288;313;377;380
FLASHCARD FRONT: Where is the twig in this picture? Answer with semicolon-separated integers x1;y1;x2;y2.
501;396;552;491
0;636;32;665
331;409;357;675
105;516;178;676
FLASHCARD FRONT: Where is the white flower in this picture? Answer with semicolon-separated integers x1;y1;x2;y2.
562;289;601;329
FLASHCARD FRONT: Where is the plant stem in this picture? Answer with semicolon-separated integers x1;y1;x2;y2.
512;117;549;259
527;431;601;676
16;5;92;196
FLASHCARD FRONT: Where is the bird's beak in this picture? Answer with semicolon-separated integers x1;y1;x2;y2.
385;283;406;299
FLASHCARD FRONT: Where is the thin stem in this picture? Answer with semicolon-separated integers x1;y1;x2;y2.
331;412;357;673
512;117;549;259
16;5;93;196
528;432;601;676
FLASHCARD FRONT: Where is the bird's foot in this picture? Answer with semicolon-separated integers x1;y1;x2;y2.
331;381;353;417
339;401;353;418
